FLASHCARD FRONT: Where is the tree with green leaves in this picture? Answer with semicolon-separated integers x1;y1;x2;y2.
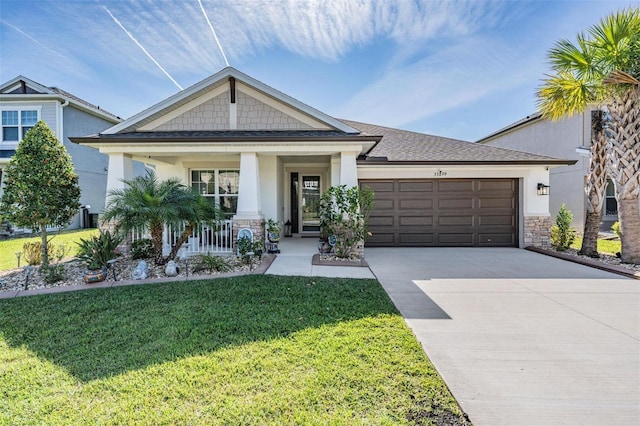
537;7;640;263
0;121;80;268
101;170;220;265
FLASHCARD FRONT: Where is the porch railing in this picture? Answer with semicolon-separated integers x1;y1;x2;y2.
131;220;234;255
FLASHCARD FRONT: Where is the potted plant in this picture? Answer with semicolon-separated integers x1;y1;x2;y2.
266;219;281;253
76;230;122;283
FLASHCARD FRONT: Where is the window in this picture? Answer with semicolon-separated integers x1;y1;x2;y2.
1;109;38;143
605;179;617;216
191;169;240;217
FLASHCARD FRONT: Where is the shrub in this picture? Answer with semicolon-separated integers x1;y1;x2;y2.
76;230;123;270
237;236;263;264
23;241;52;266
551;204;576;251
611;221;621;238
192;254;231;273
319;185;374;258
131;238;154;260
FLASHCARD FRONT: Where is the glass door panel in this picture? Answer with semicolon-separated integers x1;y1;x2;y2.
301;176;321;232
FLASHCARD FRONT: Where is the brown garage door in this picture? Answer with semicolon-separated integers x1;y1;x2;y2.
361;179;518;247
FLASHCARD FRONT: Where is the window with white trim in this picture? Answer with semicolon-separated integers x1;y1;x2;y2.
1;109;38;143
605;179;618;216
191;169;240;217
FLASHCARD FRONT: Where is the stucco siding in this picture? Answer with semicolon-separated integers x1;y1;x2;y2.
237;91;313;130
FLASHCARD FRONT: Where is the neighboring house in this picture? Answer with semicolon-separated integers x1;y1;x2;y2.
477;110;618;232
71;67;573;250
0;76;144;231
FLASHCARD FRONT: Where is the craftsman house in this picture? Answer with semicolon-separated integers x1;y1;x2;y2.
71;67;573;251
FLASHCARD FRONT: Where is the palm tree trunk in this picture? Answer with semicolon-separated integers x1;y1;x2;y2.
579;110;607;257
151;225;165;265
617;198;640;264
606;85;640;264
168;223;194;261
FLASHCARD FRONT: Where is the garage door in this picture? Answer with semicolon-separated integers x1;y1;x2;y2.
361;179;518;247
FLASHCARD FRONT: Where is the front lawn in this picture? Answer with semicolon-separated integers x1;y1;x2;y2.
0;275;469;425
570;237;621;255
0;229;99;271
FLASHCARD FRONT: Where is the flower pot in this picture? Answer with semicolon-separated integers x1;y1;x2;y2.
83;266;108;284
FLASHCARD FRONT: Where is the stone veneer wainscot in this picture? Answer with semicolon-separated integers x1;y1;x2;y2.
523;215;551;249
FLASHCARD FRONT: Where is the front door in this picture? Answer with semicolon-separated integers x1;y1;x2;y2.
301;175;321;233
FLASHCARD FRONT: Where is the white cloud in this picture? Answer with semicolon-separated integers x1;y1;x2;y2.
333;35;538;128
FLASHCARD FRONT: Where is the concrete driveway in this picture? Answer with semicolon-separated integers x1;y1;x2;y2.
365;248;639;426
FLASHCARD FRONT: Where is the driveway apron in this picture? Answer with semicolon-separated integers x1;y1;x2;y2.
365;247;639;426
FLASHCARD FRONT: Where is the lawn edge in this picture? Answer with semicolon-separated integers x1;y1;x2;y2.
525;246;640;280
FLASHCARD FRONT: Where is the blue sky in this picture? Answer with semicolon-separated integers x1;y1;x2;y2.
1;0;636;141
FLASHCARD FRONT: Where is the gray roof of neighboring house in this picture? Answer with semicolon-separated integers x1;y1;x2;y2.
475;113;543;143
341;119;572;164
0;75;121;122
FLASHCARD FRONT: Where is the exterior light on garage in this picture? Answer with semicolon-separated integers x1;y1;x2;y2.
537;183;550;196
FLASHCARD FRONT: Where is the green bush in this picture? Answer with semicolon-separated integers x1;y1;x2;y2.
551;204;576;251
131;238;154;260
192;254;231;273
76;230;123;270
611;221;621;238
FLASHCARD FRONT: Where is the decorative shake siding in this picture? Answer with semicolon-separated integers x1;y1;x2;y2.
153;93;230;130
236;91;312;130
523;215;551;248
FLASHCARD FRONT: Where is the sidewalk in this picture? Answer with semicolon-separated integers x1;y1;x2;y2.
264;237;375;279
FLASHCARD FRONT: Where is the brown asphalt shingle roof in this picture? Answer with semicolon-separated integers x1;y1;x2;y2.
340;119;569;164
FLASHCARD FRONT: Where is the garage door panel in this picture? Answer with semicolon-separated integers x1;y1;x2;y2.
479;215;515;226
478;198;514;209
437;216;474;226
477;180;515;192
438;198;473;209
478;233;516;245
365;181;395;192
362;178;517;247
438;180;474;192
438;233;474;245
400;216;433;226
399;181;434;192
399;198;433;210
369;216;395;227
399;233;435;244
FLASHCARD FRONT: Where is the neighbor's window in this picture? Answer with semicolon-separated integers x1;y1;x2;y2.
1;109;38;143
191;169;240;217
605;179;617;216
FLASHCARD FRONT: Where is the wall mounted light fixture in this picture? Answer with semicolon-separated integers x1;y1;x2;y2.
537;183;550;196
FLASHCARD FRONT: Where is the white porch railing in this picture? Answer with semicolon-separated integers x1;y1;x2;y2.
131;220;234;255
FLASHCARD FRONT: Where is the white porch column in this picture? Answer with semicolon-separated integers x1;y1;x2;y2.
234;152;262;219
330;155;341;187
106;153;133;194
339;151;358;187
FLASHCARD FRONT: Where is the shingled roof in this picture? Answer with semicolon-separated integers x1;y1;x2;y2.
341;119;571;165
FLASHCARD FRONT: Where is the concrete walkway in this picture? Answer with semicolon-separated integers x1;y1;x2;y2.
365;247;640;426
265;237;375;279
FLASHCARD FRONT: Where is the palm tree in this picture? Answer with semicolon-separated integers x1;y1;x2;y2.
537;8;640;263
102;170;220;265
537;36;609;258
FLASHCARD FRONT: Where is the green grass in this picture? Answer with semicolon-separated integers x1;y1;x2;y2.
570;237;621;255
0;275;468;425
0;229;99;271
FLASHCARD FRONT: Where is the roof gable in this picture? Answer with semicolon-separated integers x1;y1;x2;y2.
105;67;359;134
1;75;54;95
